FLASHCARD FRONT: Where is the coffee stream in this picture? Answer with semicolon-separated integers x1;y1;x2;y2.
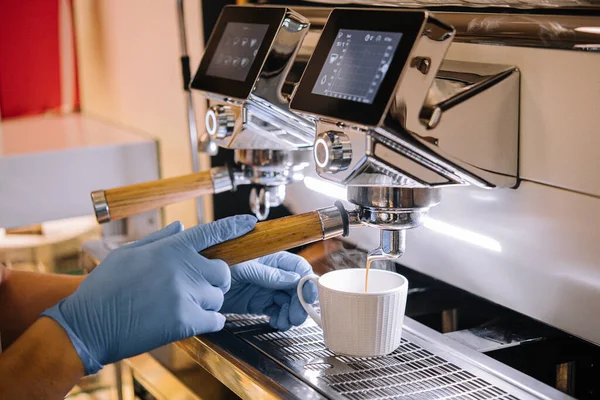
320;245;394;293
365;258;373;293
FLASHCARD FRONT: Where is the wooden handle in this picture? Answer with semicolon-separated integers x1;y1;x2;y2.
99;171;215;222
201;212;325;265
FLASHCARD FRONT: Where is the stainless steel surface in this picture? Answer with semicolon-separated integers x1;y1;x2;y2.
445;327;543;353
317;62;520;191
178;313;572;400
348;187;442;211
389;61;520;189
316;204;348;240
91;190;110;223
296;6;600;51
250;185;287;221
306;0;599;9
233;148;312;219
210;166;234;194
234;150;312;186
206;104;236;139
348;187;441;232
178;325;328;399
368;229;407;261
315;131;353;173
234;148;313;169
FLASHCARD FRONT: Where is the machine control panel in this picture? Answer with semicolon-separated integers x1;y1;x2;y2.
191;6;285;99
291;9;429;127
311;29;403;105
205;22;269;82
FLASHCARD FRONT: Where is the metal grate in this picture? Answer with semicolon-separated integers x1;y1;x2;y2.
244;321;524;400
224;313;269;329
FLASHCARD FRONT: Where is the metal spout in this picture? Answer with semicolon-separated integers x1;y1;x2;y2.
367;229;406;262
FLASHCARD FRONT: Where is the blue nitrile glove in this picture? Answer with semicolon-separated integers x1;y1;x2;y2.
41;215;257;375
221;251;318;331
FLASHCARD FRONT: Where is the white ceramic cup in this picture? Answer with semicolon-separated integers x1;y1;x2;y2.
297;268;408;357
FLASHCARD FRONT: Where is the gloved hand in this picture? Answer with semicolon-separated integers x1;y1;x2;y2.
41;215;256;375
221;252;318;331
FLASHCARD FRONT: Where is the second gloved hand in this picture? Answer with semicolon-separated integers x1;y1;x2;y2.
221;252;318;331
41;215;256;375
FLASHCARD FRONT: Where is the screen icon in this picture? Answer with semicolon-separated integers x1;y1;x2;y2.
320;75;327;85
240;58;249;68
250;38;258;47
232;57;240;67
232;37;240;46
223;56;232;66
329;54;339;64
241;38;248;47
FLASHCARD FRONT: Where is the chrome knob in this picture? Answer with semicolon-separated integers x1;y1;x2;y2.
314;131;352;172
205;105;235;139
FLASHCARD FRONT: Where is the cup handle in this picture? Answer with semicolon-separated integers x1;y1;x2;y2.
297;274;322;328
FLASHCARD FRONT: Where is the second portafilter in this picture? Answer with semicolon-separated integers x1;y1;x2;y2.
193;187;439;268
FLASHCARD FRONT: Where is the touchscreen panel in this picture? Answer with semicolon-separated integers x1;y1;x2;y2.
311;29;402;104
206;22;269;82
289;9;427;127
190;6;285;99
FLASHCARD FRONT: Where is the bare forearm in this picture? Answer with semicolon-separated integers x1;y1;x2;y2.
0;317;85;399
0;267;84;347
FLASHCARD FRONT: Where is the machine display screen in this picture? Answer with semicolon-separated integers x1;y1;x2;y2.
311;29;403;104
206;22;269;82
190;6;285;99
290;9;427;127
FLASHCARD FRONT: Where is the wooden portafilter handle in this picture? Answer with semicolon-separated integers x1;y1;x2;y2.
200;201;352;266
91;166;233;223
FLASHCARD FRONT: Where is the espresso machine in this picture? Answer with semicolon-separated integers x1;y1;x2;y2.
88;3;600;400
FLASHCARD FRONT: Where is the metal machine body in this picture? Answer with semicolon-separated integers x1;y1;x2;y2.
191;6;322;219
290;8;519;264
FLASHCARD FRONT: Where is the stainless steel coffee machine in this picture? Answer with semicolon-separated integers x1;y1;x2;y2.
89;4;600;400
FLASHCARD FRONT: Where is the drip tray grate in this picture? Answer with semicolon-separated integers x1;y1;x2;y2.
226;314;555;400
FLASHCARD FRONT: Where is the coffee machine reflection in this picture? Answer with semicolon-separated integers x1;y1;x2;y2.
91;6;320;223
290;8;520;265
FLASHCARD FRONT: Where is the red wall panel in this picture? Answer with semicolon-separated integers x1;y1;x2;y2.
0;0;61;118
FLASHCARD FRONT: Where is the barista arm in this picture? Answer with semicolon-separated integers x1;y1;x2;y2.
0;265;85;399
0;317;85;399
0;265;84;348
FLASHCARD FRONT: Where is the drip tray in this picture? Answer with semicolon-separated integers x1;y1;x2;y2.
224;313;571;400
